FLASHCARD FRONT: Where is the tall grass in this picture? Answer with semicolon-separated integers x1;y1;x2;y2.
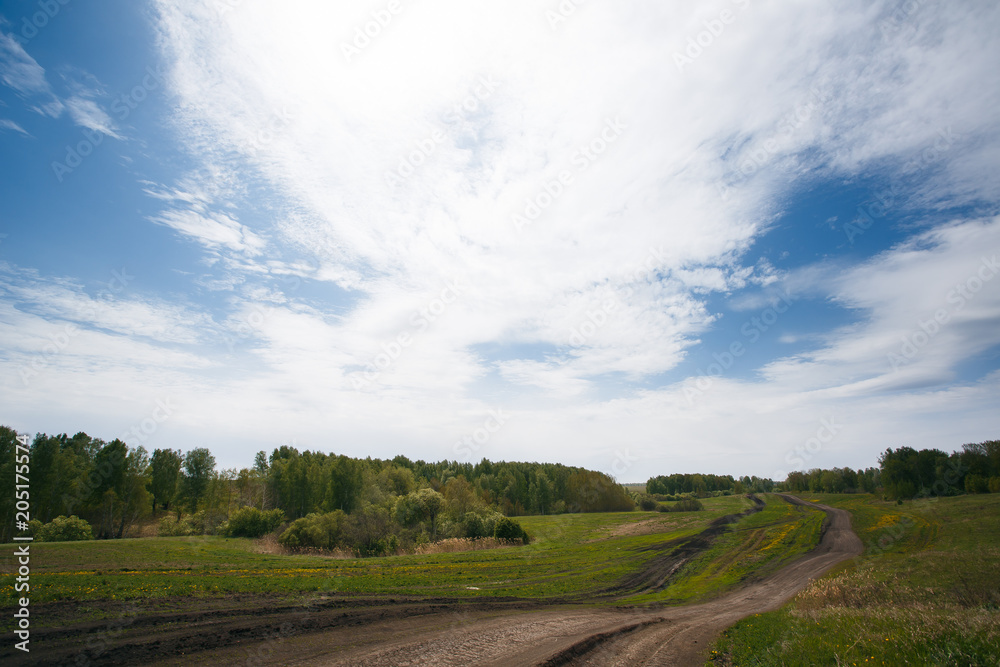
709;493;1000;666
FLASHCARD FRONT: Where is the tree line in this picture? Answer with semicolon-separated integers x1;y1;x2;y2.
0;425;634;545
645;473;776;496
781;440;1000;499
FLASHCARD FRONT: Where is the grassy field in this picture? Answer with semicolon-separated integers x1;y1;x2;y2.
648;493;825;605
709;493;1000;666
0;494;832;626
1;496;747;611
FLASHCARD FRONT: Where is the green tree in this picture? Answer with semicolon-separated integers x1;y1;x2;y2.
0;426;19;543
181;448;216;513
149;448;182;515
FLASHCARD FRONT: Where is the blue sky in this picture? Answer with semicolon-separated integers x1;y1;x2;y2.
1;0;999;480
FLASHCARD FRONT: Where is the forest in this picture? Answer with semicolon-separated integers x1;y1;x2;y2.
0;425;634;550
4;423;998;552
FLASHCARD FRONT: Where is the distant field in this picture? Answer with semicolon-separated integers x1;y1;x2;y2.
0;494;831;631
709;493;1000;666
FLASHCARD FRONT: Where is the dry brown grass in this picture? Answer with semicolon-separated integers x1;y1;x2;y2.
412;537;521;554
250;533;355;559
249;534;519;558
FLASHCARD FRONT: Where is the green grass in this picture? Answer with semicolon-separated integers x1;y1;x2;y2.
709;493;1000;666
0;493;830;638
1;496;758;609
629;494;824;605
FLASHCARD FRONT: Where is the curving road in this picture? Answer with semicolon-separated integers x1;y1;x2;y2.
253;495;863;667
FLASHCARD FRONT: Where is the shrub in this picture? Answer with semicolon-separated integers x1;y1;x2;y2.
33;515;93;542
189;509;228;535
494;516;530;543
671;498;704;512
965;474;989;494
461;510;507;539
355;534;398;557
158;514;195;536
462;512;488;538
279;510;345;551
639;496;658;511
989;477;1000;494
226;507;285;538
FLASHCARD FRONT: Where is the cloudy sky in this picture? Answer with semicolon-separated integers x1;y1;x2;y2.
1;0;998;480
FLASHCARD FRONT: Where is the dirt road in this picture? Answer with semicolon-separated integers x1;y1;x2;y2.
221;495;860;666
6;496;861;666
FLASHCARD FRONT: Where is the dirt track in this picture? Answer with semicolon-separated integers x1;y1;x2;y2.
5;496;862;666
263;495;862;667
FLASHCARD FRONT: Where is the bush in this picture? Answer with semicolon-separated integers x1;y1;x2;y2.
189;509;228;535
354;534;398;558
494;516;530;543
670;498;704;512
639;496;658;511
158;514;195;536
33;515;93;542
462;512;488;538
226;507;285;538
461;510;507;539
965;474;989;494
989;477;1000;494
279;510;345;551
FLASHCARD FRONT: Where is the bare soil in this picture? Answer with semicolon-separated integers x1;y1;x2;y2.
3;496;861;666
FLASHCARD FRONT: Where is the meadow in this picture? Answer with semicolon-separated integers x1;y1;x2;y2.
1;493;827;630
709;493;1000;666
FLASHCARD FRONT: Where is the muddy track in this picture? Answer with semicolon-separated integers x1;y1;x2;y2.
597;494;765;597
3;496;861;666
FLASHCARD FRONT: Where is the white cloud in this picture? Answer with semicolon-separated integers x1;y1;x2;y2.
65;96;122;139
151;209;267;257
128;0;1000;470
0;30;63;116
0;31;50;95
6;1;997;474
760;217;1000;394
0;117;27;134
